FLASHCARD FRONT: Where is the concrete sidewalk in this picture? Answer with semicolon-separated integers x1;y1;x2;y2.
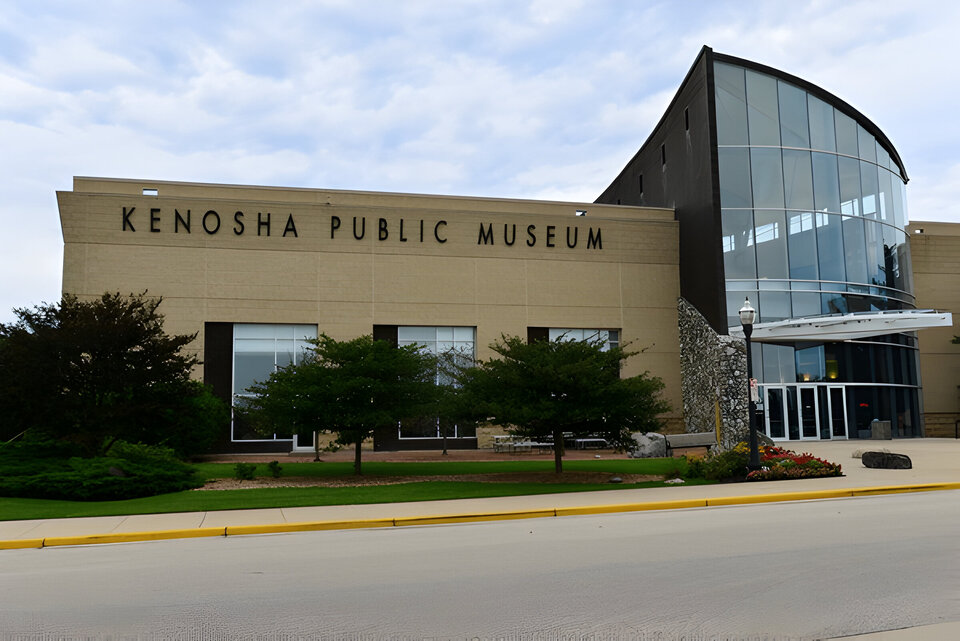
2;438;959;546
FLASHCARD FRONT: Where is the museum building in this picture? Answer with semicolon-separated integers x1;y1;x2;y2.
57;47;957;452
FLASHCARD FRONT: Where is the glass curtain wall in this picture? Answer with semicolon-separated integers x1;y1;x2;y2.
714;61;919;439
232;323;317;441
397;326;476;439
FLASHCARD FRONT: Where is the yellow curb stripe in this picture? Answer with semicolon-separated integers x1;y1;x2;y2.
394;509;556;526
706;489;852;506
41;527;226;547
556;499;707;516
226;518;395;536
2;483;957;550
0;538;44;550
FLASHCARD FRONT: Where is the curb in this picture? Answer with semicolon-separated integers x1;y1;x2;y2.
3;482;959;550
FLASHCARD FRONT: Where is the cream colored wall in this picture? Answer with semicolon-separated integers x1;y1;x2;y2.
59;177;683;421
908;222;960;435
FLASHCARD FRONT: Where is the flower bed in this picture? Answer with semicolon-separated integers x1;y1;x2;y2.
685;443;841;482
745;445;842;481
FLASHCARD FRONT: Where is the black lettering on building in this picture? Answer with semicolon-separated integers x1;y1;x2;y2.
399;219;407;242
587;228;602;249
233;211;245;235
478;223;494;245
434;220;447;243
353;217;366;240
283;214;298;237
566;226;578;248
546;225;556;248
331;215;341;238
379;218;388;241
175;209;191;233
203;210;221;235
526;224;536;247
122;206;136;232
258;212;271;236
504;224;516;246
150;208;161;233
420;219;424;242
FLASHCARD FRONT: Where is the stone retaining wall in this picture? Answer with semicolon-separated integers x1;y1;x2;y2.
678;298;749;449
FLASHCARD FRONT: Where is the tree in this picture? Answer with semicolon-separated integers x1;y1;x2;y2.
241;334;438;474
0;292;227;456
456;334;671;473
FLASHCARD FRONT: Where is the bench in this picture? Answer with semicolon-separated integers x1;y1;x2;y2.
664;432;717;456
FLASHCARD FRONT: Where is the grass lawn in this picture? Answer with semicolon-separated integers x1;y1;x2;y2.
0;458;713;522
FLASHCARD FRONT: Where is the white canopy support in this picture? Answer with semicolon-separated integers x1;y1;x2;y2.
729;309;953;342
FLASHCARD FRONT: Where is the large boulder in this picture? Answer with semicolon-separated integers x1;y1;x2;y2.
628;432;667;458
861;451;912;469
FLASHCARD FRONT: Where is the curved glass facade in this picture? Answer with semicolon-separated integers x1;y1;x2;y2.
714;61;921;438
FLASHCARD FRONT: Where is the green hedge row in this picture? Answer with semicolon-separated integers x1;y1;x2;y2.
0;441;202;501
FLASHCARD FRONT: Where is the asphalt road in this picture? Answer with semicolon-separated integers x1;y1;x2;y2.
2;492;959;640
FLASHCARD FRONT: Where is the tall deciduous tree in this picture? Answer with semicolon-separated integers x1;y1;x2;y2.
242;334;438;475
0;292;227;456
456;335;671;473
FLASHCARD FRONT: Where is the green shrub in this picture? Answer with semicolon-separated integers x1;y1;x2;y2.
234;462;257;480
0;440;201;500
684;446;750;481
267;460;282;478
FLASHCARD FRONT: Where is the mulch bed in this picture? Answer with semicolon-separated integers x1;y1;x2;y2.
196;471;662;490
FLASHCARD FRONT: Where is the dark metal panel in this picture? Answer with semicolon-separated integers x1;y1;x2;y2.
596;46;727;333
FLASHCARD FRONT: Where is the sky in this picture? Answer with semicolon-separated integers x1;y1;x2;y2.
2;0;959;323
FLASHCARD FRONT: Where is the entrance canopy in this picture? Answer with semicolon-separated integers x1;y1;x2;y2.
729;309;953;342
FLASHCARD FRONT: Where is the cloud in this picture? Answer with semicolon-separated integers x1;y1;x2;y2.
1;0;959;322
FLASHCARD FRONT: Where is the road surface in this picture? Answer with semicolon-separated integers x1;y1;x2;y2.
2;491;959;639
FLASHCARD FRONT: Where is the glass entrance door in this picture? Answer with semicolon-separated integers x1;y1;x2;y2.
798;386;819;440
827;386;848;439
765;386;787;440
292;430;315;451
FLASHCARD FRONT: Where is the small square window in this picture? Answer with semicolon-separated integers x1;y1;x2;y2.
142;188;158;196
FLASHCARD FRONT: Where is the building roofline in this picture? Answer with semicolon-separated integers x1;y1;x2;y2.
712;50;908;183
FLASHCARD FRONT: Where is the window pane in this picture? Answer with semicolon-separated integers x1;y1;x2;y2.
714;63;749;145
759;291;791;322
841;215;868;284
835;110;859;157
782;149;814;210
877;166;894;223
795;346;825;382
812;152;841;214
235;324;279;339
816;212;846;282
860;160;879;219
234;352;276;394
787;211;819;279
754;209;788;279
791;291;821;317
719;147;753;209
857;125;877;162
807;95;836;152
398;326;436;342
838;156;861;216
746;70;781;146
778;81;810;148
750;148;785;208
863;219;884;286
891;174;906;230
721;210;757;279
453;326;475;342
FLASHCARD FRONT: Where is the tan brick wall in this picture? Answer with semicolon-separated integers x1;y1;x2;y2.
908;222;960;430
59;177;684;423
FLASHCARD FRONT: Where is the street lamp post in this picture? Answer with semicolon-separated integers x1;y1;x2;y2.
739;298;761;472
